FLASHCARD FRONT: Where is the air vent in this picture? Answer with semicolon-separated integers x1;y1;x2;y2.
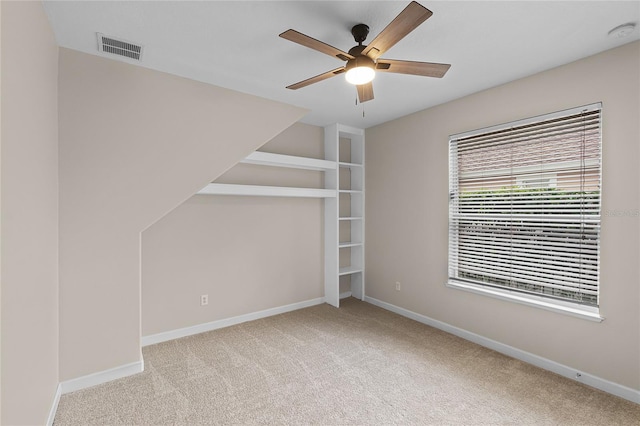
97;33;143;61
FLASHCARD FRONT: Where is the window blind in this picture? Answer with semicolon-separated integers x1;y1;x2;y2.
448;103;602;307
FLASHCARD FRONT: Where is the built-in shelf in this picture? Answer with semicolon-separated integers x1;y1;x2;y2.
197;151;337;198
241;151;336;171
198;183;335;198
339;266;363;276
338;162;363;169
324;123;365;307
338;241;362;248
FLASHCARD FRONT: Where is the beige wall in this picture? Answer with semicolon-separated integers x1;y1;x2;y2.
365;41;640;390
1;2;59;424
1;2;3;420
58;49;305;381
142;123;324;336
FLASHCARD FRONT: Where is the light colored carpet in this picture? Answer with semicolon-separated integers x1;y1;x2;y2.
55;298;639;425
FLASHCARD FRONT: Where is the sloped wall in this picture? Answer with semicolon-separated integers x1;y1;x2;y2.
142;123;325;337
58;48;306;381
1;2;59;424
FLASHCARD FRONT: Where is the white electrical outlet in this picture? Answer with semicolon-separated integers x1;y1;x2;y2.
395;282;401;291
200;294;209;306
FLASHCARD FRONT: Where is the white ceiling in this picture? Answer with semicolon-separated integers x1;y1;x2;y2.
43;1;639;129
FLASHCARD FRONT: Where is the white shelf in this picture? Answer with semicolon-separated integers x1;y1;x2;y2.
338;190;363;194
242;151;336;171
198;183;335;198
339;266;363;276
339;217;363;221
338;241;362;248
338;162;363;169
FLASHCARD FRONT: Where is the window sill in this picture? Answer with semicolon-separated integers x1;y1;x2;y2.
446;280;604;322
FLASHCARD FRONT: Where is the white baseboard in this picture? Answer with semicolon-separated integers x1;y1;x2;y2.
142;297;326;347
47;383;62;426
60;358;144;394
364;296;640;405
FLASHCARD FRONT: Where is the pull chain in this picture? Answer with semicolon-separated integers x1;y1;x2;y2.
355;91;365;118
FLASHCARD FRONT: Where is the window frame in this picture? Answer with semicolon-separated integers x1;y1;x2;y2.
446;103;604;322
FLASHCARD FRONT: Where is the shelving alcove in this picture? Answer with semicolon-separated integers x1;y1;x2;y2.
197;123;365;308
323;124;365;308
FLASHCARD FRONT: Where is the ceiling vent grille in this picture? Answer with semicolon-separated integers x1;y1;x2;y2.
97;33;143;61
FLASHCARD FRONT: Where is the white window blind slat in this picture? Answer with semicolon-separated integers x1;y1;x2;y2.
450;251;598;275
448;103;602;307
455;120;600;151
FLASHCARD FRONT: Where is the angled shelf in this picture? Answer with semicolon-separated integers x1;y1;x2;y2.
198;183;335;198
241;151;336;171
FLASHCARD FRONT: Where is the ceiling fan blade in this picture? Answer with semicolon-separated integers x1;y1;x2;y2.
357;82;374;103
280;29;354;61
362;1;433;60
376;59;450;78
286;67;346;90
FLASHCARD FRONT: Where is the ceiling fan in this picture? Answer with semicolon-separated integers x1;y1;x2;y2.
279;1;451;103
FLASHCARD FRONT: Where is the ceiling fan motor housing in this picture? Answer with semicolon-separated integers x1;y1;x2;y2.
348;44;368;57
345;55;375;72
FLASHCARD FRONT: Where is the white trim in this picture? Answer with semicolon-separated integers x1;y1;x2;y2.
46;384;62;426
364;296;639;404
197;183;335;198
60;359;144;394
142;297;326;346
446;280;603;322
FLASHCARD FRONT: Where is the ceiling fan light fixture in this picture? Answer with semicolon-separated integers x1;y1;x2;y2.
345;56;376;85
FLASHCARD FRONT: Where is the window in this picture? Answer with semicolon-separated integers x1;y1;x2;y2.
447;103;602;320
